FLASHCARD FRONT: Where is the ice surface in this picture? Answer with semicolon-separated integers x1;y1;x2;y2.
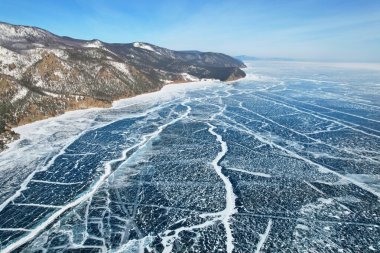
0;61;379;252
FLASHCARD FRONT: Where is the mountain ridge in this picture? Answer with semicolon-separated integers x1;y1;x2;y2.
0;22;246;151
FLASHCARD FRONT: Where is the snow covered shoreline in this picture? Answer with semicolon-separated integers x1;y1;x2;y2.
0;78;224;207
5;79;220;149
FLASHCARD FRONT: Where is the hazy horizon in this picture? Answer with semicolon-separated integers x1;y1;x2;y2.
1;0;380;62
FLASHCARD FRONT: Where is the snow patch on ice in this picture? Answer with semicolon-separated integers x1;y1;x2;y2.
295;224;309;230
228;167;271;178
245;73;277;82
300;198;334;214
112;79;220;109
254;219;273;253
345;174;380;192
207;122;237;253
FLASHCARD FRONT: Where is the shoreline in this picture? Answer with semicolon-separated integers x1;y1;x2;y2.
1;73;247;153
2;78;225;152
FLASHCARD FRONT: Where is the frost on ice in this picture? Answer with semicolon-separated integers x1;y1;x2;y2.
0;61;380;252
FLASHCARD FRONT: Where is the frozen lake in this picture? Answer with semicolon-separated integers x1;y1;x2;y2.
0;61;379;252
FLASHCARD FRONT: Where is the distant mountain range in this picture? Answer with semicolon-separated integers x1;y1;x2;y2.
236;55;298;62
0;22;246;150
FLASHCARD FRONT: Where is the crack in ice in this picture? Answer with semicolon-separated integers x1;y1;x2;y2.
254;218;273;253
207;122;237;253
235;100;380;164
255;93;380;138
0;101;193;253
220;112;380;199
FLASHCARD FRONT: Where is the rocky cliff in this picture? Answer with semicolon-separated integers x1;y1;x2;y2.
0;22;246;150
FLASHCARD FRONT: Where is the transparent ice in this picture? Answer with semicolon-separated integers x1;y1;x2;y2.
0;61;379;252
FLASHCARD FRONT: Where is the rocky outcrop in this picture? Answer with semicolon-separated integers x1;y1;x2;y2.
0;21;246;151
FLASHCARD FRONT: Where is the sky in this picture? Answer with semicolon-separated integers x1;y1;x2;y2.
0;0;380;62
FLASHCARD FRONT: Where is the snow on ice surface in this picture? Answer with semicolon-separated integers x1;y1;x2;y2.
1;61;380;252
